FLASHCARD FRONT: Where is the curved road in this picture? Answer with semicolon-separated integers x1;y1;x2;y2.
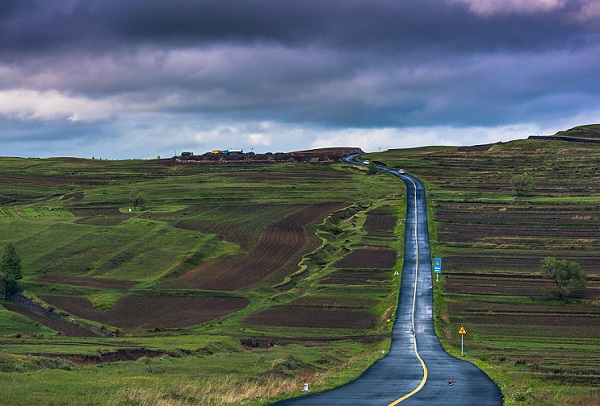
275;157;502;405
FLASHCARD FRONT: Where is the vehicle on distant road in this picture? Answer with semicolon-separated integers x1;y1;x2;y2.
398;169;405;174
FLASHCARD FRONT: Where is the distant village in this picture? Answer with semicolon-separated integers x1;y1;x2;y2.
171;147;363;164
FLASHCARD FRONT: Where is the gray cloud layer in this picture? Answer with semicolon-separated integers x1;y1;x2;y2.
1;0;599;158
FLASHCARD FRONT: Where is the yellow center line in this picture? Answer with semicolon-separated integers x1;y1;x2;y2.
388;175;428;406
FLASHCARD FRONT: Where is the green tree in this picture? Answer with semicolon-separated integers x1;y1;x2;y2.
366;161;378;175
541;257;586;300
129;190;146;210
511;173;535;196
1;242;22;298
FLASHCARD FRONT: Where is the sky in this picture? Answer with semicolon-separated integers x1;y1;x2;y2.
1;0;599;159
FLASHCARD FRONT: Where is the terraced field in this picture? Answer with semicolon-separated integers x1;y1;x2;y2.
0;155;404;405
4;133;597;404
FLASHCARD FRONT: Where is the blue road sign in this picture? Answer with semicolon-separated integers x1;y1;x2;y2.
433;258;442;274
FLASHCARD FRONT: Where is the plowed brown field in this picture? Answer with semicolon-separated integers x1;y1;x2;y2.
39;295;250;329
164;203;342;291
320;269;391;285
363;209;397;237
334;249;396;269
245;306;376;329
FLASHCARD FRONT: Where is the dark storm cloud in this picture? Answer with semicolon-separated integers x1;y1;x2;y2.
0;0;599;158
1;0;593;54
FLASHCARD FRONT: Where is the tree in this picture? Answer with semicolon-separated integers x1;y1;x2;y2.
0;242;22;298
541;257;586;300
129;190;145;210
366;161;378;175
511;173;535;196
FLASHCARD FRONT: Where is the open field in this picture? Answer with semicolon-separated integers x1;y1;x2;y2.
366;131;600;405
0;155;403;404
4;133;598;404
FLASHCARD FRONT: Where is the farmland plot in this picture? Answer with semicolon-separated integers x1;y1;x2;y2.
244;201;401;336
39;295;250;329
0;156;405;405
164;203;342;290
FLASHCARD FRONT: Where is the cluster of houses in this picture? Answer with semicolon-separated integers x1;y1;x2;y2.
174;147;363;164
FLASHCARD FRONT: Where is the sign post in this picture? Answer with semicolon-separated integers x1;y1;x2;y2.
458;325;467;356
433;258;442;282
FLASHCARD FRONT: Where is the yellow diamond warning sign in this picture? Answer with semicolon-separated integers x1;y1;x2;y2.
458;326;467;335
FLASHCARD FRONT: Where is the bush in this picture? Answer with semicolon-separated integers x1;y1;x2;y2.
511;173;535;196
541;257;586;300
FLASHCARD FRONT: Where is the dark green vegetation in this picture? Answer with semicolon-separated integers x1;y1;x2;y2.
1;242;23;298
366;130;600;405
0;156;403;404
511;173;535;196
541;257;587;301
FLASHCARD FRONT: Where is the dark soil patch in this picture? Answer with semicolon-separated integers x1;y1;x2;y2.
61;191;84;201
444;254;600;274
453;313;596;327
320;269;391;285
363;211;397;237
438;223;600;244
291;296;377;308
4;304;100;337
449;301;600;316
46;348;167;366
173;219;259;249
34;275;137;289
39;295;250;329
245;306;376;329
334;249;396;269
436;206;600;226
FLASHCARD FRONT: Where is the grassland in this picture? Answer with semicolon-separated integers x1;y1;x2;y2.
366;134;600;405
3;132;598;405
0;156;404;404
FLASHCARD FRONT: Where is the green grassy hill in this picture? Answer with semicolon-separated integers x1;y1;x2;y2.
0;157;403;405
555;124;600;140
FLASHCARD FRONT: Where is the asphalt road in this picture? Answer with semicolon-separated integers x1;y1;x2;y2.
275;158;503;405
